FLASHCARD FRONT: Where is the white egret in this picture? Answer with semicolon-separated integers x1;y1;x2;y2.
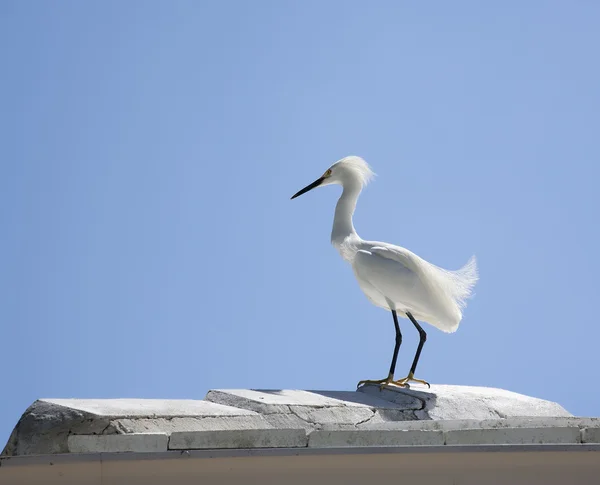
291;156;478;389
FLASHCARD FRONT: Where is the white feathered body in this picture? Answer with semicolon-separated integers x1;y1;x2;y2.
335;235;477;333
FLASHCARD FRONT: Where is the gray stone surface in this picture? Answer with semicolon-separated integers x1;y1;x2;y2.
44;398;254;417
170;428;307;450
2;398;262;456
445;427;581;445
582;427;600;443
355;416;600;431
2;385;588;456
308;429;444;448
110;415;269;434
359;384;572;420
205;386;571;429
68;434;169;453
205;388;421;427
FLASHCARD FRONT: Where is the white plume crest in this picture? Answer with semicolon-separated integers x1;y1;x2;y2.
333;156;376;187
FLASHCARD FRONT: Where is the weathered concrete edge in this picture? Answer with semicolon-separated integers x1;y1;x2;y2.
309;429;445;448
582;427;600;443
7;419;600;456
2;390;593;456
3;443;600;469
445;427;582;446
1;398;267;456
1;400;108;457
68;434;169;453
54;424;600;454
350;416;600;431
170;429;307;450
308;425;600;448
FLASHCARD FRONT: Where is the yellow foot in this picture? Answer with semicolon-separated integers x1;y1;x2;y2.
356;375;409;390
394;373;431;389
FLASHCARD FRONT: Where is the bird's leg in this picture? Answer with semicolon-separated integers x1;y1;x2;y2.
394;312;431;388
357;310;409;390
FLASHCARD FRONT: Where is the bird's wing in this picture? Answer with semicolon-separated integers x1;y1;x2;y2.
367;243;451;300
353;243;435;318
366;243;423;274
367;241;479;323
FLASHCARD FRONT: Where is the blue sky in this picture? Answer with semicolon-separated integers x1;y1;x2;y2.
1;1;599;444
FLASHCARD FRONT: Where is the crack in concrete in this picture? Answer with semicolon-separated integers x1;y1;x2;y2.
205;390;425;429
205;393;291;416
110;420;132;434
354;410;377;427
493;408;507;419
206;389;430;426
286;406;322;429
99;422;112;435
395;391;427;412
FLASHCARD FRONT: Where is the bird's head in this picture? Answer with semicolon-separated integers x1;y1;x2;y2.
291;156;375;199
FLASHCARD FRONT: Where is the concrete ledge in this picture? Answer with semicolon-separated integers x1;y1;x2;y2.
1;398;260;456
358;384;572;420
68;434;168;453
308;429;444;448
2;386;589;456
582;428;600;444
110;415;272;434
45;399;248;417
352;416;600;431
446;427;581;445
205;389;420;427
170;428;307;450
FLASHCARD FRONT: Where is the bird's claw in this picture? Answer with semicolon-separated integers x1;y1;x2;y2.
356;376;410;390
394;373;431;389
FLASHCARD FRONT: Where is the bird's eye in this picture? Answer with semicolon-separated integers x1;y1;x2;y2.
323;169;332;178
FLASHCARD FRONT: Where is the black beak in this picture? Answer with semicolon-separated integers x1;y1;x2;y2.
291;177;325;200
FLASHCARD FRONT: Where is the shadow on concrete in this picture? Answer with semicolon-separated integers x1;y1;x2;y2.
251;386;436;413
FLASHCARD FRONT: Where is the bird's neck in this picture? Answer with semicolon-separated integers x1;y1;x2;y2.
331;182;361;250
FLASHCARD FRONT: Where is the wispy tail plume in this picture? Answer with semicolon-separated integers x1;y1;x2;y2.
450;255;479;309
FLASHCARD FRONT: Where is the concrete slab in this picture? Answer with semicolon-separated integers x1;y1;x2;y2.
110;415;273;434
358;384;572;420
308;429;444;448
353;416;600;431
68;434;169;453
445;427;581;445
2;398;260;456
206;389;423;412
205;389;421;427
2;385;585;457
170;428;307;450
582;427;600;443
43;398;256;417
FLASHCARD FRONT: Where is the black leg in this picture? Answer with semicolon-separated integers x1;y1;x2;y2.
387;310;402;378
406;311;427;377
